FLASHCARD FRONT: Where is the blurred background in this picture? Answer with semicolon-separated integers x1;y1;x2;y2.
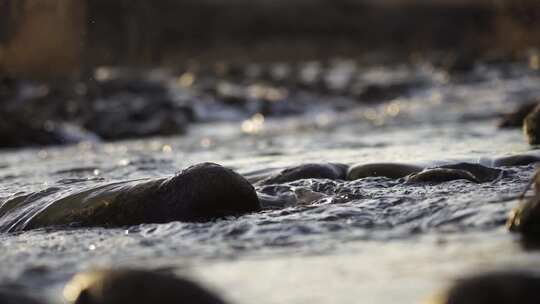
1;0;540;148
1;0;540;78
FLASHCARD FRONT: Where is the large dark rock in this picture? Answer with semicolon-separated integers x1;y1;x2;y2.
435;272;540;304
258;163;348;185
24;163;261;229
64;269;228;304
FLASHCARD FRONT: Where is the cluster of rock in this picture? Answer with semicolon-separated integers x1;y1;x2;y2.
0;58;456;149
7;155;540;232
0;73;193;148
2;154;540;301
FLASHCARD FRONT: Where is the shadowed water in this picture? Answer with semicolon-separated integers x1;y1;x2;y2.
2;62;540;304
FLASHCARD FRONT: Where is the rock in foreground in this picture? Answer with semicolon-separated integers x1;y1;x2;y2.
64;269;228;304
428;272;540;304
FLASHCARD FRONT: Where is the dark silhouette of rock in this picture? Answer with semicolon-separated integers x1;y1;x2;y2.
258;163;348;185
24;163;261;229
498;102;538;128
434;272;540;304
64;269;228;304
347;163;423;180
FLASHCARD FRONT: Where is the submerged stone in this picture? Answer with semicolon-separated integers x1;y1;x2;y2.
428;272;540;304
494;154;540;167
406;168;480;184
347;163;423;180
259;163;348;185
64;269;228;304
523;104;540;145
23;163;260;230
407;163;501;184
437;163;502;183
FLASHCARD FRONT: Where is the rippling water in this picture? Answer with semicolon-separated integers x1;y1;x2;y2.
2;62;540;304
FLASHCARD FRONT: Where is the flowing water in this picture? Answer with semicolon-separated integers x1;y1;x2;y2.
2;61;540;303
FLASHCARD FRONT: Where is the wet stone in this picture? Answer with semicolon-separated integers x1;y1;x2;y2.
507;194;540;236
498;101;538;129
507;167;540;236
523;103;540;145
347;163;423;180
507;197;540;235
437;163;502;183
431;272;540;304
494;154;540;167
406;163;502;184
258;163;348;185
406;168;480;184
23;163;261;230
63;269;228;304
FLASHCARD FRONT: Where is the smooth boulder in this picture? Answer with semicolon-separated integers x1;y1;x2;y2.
407;168;480;184
64;269;228;304
407;163;502;184
438;163;502;183
24;163;261;229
